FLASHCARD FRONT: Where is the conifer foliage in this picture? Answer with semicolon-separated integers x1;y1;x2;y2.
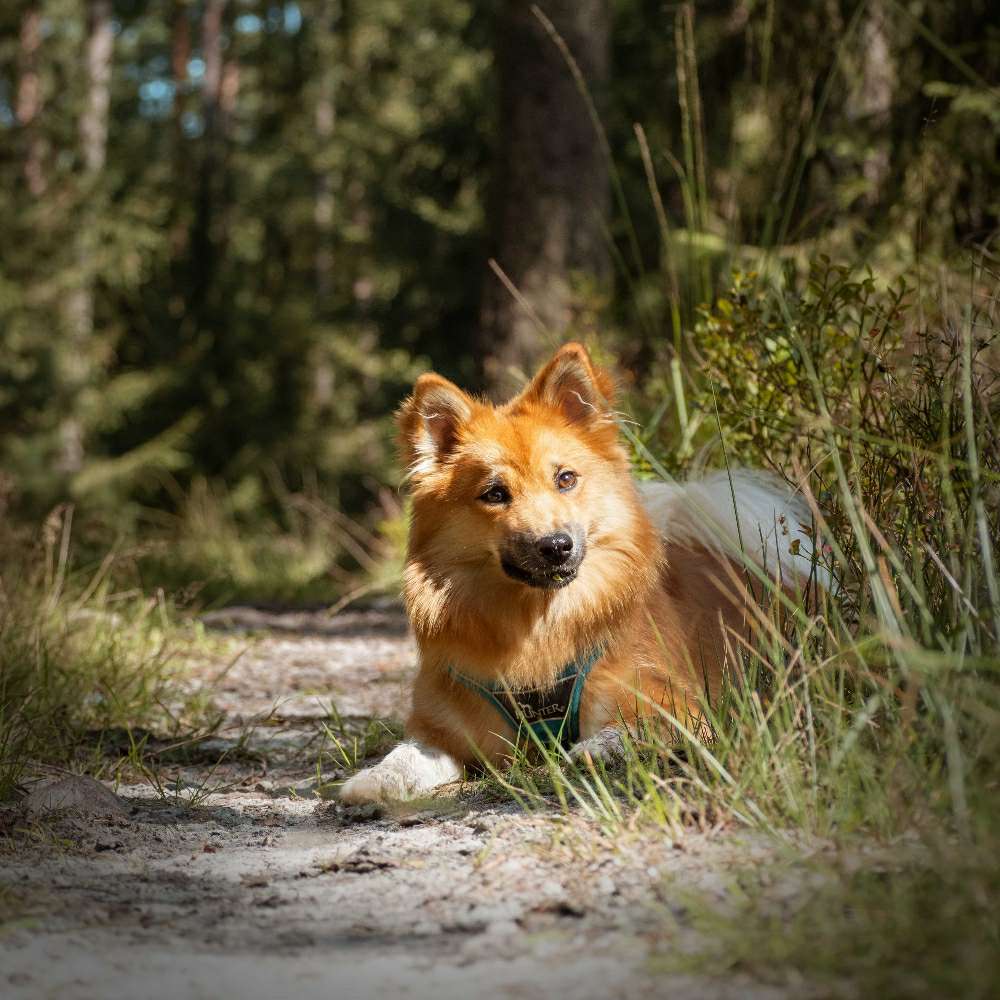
0;1;996;524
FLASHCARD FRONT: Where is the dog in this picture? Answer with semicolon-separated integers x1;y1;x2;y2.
340;343;821;804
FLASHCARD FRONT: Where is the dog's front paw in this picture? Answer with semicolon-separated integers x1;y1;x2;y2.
340;742;462;804
569;727;627;768
339;764;411;804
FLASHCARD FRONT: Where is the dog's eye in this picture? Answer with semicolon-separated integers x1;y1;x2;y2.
556;470;578;491
479;484;511;505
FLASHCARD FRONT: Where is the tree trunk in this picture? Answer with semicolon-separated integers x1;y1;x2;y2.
58;0;113;476
314;0;340;310
189;0;230;313
168;0;193;259
171;1;192;97
80;0;113;173
478;0;610;393
16;5;46;197
857;0;894;208
170;0;193;147
202;0;225;112
311;0;342;411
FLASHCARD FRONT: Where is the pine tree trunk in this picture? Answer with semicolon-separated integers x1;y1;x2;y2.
169;0;193;258
314;0;340;310
170;1;193;150
190;0;230;314
171;0;192;108
858;0;894;208
202;0;225;115
478;0;610;393
58;0;113;476
311;0;342;410
16;5;46;197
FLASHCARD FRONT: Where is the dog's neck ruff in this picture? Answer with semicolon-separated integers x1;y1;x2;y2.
446;646;602;747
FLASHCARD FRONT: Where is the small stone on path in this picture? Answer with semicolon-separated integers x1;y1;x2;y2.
23;775;128;818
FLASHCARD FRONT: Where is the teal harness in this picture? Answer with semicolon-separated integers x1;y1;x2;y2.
447;647;602;747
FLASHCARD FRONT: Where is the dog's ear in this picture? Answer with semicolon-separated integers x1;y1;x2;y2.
517;342;615;425
398;372;474;477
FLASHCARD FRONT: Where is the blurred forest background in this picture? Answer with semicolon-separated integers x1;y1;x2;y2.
1;0;998;602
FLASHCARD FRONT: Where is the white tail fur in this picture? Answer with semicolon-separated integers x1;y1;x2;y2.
638;469;830;588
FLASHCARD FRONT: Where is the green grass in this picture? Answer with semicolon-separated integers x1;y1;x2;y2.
0;510;226;800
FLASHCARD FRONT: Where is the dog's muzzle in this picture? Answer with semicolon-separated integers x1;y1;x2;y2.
500;527;586;589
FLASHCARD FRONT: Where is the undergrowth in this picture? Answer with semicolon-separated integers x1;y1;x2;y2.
129;476;406;607
0;508;225;800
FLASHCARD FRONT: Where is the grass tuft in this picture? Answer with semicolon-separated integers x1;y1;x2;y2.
0;510;221;800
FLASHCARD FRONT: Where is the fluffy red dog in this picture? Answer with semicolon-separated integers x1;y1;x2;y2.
341;343;818;803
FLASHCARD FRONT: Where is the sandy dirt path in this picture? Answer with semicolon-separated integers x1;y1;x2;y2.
1;607;797;1000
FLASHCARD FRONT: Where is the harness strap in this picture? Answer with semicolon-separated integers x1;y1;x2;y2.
447;646;603;747
566;645;602;741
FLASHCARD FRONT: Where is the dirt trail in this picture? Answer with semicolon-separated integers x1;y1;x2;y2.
1;608;795;1000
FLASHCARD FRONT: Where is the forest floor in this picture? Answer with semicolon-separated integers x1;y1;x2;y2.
1;606;828;1000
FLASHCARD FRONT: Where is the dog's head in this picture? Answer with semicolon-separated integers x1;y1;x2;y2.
398;344;657;624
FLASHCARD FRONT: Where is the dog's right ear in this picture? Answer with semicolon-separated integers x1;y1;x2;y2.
397;372;474;478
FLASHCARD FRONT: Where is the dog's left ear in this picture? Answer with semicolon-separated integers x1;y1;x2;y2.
516;342;615;425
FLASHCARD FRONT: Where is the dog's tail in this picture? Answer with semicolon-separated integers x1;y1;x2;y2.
637;469;831;588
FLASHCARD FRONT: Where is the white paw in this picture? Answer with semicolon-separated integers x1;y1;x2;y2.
340;742;462;804
569;727;626;767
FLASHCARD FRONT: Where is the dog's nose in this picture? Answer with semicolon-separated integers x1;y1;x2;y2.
537;532;574;566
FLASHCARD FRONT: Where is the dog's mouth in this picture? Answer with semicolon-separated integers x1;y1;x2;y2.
500;558;579;590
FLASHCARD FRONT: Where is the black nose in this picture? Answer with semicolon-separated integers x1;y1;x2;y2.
537;532;574;566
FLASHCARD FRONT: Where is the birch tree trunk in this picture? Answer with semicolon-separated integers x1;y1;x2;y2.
478;0;610;393
58;0;113;475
